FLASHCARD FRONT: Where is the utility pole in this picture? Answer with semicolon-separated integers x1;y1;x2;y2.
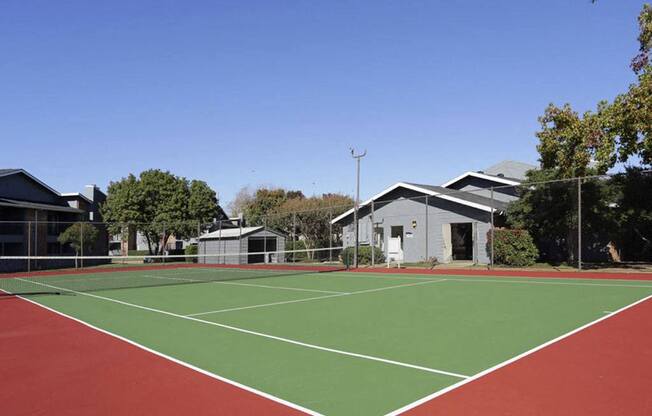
351;148;367;268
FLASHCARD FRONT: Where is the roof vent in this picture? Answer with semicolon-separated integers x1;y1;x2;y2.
476;170;484;174
497;173;505;177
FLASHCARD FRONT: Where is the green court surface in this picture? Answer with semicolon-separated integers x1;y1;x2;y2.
13;268;652;415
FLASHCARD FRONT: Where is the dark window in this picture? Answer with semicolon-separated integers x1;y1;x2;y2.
47;242;62;255
2;242;24;256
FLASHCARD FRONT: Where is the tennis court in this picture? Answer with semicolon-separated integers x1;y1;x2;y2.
3;263;652;415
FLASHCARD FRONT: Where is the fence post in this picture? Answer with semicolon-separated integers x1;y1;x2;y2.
292;212;297;263
238;218;243;265
263;217;268;264
218;219;223;264
328;209;333;263
162;222;166;264
80;221;84;269
578;177;582;271
27;220;31;273
490;187;495;269
370;200;375;267
425;195;429;263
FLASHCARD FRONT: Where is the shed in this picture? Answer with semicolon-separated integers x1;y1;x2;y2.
197;226;286;265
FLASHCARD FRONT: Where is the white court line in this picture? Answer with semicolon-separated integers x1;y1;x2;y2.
346;272;652;289
187;293;350;316
144;273;346;294
17;278;467;380
385;293;652;415
186;279;447;317
4;290;322;416
445;277;652;289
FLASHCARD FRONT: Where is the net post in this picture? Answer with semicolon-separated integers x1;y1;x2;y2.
577;177;582;271
490;187;494;269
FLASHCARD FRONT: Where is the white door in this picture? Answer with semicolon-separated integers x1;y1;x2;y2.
441;224;452;263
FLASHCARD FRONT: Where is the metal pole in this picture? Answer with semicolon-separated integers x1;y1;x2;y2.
80;221;84;269
490;187;495;269
425;195;429;263
218;219;223;264
578;178;582;271
328;209;333;263
162;222;166;264
292;212;296;263
197;221;201;264
370;200;375;266
27;220;31;273
263;217;268;264
351;148;367;268
238;217;243;265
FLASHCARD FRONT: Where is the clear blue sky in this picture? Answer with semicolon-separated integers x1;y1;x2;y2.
0;1;646;207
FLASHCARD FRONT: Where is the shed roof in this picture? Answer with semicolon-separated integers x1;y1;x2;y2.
199;226;285;240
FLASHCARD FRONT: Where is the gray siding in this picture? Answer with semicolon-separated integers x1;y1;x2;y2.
340;187;493;264
198;229;286;265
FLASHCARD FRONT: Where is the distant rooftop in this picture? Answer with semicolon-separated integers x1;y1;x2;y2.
483;160;537;181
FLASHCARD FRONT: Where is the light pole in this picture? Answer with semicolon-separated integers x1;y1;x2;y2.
351;148;366;268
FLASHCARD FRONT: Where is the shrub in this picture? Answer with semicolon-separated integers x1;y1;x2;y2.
285;240;307;261
341;246;385;266
487;229;539;267
185;244;198;263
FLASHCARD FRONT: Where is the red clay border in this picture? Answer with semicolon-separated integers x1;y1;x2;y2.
0;295;308;416
402;296;652;416
3;262;652;281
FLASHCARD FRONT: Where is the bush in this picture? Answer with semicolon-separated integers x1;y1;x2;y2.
341;246;385;266
185;244;198;263
487;229;539;267
285;240;307;261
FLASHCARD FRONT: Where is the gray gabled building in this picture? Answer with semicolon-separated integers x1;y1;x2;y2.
198;226;286;265
332;161;535;265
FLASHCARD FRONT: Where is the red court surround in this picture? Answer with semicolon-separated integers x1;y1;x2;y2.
0;296;307;416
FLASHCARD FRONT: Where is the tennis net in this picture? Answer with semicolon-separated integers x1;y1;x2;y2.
0;246;347;295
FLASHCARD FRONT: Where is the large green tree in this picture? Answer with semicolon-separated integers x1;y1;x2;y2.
537;4;652;176
58;222;100;267
102;170;220;254
508;4;652;264
230;187;304;226
270;193;353;258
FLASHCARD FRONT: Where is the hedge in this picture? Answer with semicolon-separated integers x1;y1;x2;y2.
185;244;198;263
487;229;539;267
341;246;385;266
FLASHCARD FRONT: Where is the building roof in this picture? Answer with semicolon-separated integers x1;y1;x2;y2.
0;168;61;196
0;197;84;213
440;160;536;188
198;226;284;240
484;160;536;180
331;181;508;224
61;192;93;204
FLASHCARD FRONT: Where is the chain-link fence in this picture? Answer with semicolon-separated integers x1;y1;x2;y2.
1;170;651;276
